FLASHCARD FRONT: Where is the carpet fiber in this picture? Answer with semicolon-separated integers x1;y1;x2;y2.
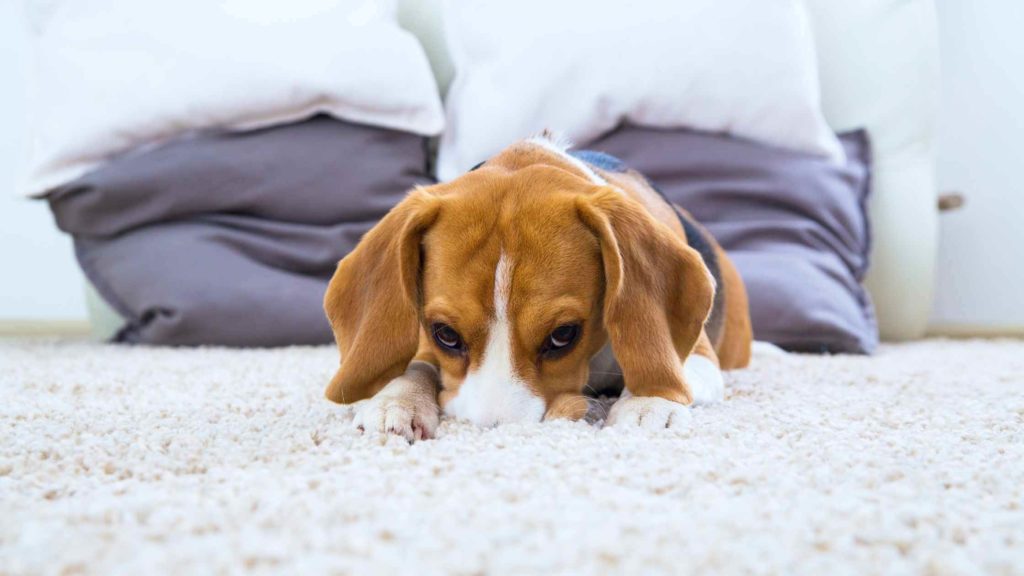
2;338;1022;575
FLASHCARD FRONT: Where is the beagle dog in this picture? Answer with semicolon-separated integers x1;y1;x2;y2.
323;135;752;440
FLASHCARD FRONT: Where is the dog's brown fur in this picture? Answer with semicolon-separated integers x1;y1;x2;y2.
324;139;752;417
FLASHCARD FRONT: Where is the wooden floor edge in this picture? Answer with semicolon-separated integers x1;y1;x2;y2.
1;320;1021;340
925;324;1024;339
0;320;93;337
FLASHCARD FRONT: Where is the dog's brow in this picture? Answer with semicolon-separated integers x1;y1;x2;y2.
423;303;462;326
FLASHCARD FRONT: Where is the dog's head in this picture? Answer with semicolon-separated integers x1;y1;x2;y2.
323;140;714;426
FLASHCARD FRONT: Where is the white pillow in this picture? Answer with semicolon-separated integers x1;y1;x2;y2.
436;0;843;181
22;0;444;197
804;0;940;340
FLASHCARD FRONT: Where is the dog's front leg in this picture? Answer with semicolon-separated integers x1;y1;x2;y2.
352;361;440;441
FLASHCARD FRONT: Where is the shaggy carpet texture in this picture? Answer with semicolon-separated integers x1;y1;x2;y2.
1;338;1022;575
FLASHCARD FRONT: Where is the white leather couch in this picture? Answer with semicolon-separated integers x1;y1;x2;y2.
396;0;941;342
86;0;941;343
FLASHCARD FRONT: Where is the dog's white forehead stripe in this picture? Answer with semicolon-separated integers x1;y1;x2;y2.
443;252;545;426
493;252;513;318
527;135;606;185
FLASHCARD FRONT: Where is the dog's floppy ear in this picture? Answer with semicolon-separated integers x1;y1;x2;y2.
576;188;714;405
323;189;441;404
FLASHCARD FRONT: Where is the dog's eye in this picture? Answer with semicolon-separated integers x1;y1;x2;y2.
541;324;580;357
432;323;464;352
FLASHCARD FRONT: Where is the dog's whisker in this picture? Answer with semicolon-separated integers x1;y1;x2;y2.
583;393;615;424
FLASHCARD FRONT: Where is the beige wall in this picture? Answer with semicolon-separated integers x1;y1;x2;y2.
0;0;88;326
930;0;1024;334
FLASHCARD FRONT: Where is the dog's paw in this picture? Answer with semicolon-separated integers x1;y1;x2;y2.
606;395;692;430
352;378;440;442
684;355;725;405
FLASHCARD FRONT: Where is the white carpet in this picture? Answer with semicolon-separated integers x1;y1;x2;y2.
1;338;1022;575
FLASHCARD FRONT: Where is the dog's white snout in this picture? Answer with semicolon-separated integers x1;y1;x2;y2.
443;378;545;427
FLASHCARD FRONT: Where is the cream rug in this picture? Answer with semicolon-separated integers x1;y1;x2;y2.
1;338;1022;575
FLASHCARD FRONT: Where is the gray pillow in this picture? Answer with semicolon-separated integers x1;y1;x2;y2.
584;126;876;353
48;116;432;346
49;117;875;353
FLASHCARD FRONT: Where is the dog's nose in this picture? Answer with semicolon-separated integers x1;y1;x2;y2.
467;406;516;428
455;402;540;428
